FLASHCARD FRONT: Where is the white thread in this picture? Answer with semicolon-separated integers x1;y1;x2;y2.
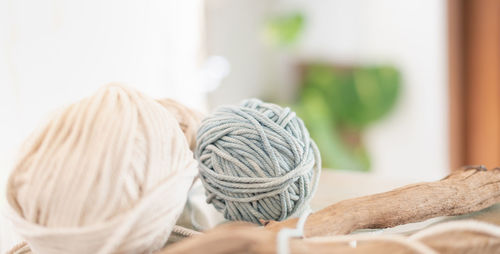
308;234;438;254
307;219;500;253
277;209;312;254
410;220;500;240
348;240;357;248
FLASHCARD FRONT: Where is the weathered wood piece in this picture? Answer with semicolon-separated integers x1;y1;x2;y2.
160;222;500;254
266;166;500;236
161;166;500;253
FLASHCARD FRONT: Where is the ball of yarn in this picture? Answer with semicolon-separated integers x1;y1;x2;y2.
6;84;197;254
195;99;321;224
157;98;205;151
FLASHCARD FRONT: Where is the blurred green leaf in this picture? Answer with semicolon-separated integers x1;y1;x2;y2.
302;64;400;129
264;12;305;47
296;63;401;170
294;87;370;171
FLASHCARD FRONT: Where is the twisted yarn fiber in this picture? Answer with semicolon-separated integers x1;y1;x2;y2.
195;99;321;224
157;98;205;151
6;84;197;254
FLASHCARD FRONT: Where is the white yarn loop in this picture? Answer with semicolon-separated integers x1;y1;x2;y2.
276;209;312;254
307;219;500;254
6;84;198;254
309;234;438;254
409;219;500;240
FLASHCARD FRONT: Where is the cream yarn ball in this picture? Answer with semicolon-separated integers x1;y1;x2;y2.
157;98;204;151
6;84;197;254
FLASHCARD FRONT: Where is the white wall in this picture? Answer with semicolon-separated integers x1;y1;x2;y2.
0;0;205;203
299;0;448;180
207;0;448;180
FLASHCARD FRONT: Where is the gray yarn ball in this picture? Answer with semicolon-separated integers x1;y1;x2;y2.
195;99;321;224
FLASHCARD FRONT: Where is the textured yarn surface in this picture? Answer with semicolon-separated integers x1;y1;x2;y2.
157;98;204;151
195;99;321;224
5;84;197;254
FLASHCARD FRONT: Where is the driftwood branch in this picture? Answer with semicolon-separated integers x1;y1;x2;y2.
160;167;500;253
265;166;500;236
160;222;500;254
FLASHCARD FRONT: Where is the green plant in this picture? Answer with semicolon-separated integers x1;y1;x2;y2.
262;11;401;171
264;12;305;47
296;64;401;171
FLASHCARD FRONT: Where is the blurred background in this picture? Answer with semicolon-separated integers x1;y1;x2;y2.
0;0;498;196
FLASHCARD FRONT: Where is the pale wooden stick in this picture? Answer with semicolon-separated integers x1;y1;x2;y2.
265;166;500;236
160;167;500;254
159;222;500;254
